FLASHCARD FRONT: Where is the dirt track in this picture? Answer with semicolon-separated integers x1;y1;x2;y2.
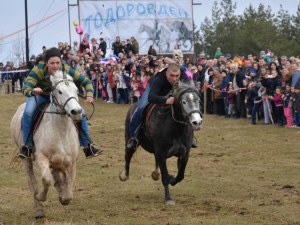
0;94;299;225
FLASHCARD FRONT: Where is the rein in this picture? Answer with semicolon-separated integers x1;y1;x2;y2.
78;93;95;121
170;105;189;126
35;76;94;120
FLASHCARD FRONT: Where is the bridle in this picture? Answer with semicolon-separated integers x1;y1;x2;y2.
50;78;79;115
35;72;79;116
171;88;201;125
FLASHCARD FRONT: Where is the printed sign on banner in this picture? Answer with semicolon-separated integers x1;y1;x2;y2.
79;0;194;55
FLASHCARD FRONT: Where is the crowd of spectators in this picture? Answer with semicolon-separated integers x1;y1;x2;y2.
196;47;300;127
1;37;300;128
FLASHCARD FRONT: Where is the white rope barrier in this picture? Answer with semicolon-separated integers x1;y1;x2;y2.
0;69;29;74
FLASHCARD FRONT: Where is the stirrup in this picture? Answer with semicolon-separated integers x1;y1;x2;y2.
18;145;33;159
126;138;139;150
83;143;103;158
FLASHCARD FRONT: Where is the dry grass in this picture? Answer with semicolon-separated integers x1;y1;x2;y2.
0;93;299;225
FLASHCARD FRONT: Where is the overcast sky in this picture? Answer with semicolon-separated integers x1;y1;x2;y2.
0;0;298;63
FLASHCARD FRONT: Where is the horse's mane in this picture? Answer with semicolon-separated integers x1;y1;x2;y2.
51;71;73;85
173;80;198;100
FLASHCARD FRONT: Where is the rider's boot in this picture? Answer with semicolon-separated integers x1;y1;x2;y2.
83;143;103;158
191;137;198;148
18;145;33;159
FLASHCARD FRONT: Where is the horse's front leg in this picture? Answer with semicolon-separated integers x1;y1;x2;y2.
169;147;190;186
154;150;175;205
59;163;75;205
35;154;52;202
23;159;45;219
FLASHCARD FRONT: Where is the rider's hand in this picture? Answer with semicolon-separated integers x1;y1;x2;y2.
85;96;94;104
32;87;43;95
166;96;175;105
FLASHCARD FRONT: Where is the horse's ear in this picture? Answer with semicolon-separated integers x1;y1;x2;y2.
66;74;74;81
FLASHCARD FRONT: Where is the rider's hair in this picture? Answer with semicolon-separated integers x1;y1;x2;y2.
167;63;180;72
44;47;62;63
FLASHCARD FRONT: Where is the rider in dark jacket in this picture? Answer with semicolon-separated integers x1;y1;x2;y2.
127;63;197;149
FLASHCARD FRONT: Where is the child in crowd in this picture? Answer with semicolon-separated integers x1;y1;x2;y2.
269;86;284;126
98;67;108;102
252;86;263;125
116;64;127;104
247;81;261;124
292;85;300;127
260;86;273;124
282;84;294;127
131;76;141;103
226;82;235;117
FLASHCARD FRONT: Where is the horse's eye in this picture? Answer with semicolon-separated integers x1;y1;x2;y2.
58;90;62;94
182;100;187;104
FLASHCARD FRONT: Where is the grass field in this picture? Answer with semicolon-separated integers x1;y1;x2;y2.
0;93;299;225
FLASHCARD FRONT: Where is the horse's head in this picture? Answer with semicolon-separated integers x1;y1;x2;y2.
174;80;203;130
170;21;182;32
50;71;83;121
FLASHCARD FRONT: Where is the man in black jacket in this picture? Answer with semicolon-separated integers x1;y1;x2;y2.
98;38;107;57
112;36;122;56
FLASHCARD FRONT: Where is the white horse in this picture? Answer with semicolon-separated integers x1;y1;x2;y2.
10;71;82;218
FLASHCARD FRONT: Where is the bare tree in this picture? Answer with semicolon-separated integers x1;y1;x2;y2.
12;35;26;65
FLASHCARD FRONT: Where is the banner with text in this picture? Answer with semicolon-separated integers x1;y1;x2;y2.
79;0;194;55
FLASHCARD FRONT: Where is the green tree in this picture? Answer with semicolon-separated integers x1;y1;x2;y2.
198;1;300;59
291;3;300;55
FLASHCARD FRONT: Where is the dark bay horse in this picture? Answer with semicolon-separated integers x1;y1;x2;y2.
120;80;203;205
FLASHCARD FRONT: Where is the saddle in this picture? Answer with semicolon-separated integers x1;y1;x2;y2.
142;103;156;125
32;103;49;134
142;103;172;125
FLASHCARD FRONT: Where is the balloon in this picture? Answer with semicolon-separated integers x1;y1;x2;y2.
76;26;83;35
73;21;83;35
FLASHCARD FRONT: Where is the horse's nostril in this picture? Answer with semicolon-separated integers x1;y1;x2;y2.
71;109;82;115
192;121;199;126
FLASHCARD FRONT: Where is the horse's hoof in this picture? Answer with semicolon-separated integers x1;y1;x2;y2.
59;197;71;205
169;175;176;186
165;200;176;205
119;171;129;181
151;171;160;181
35;209;45;219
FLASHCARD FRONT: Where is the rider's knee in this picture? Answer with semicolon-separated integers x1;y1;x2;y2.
23;110;34;119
